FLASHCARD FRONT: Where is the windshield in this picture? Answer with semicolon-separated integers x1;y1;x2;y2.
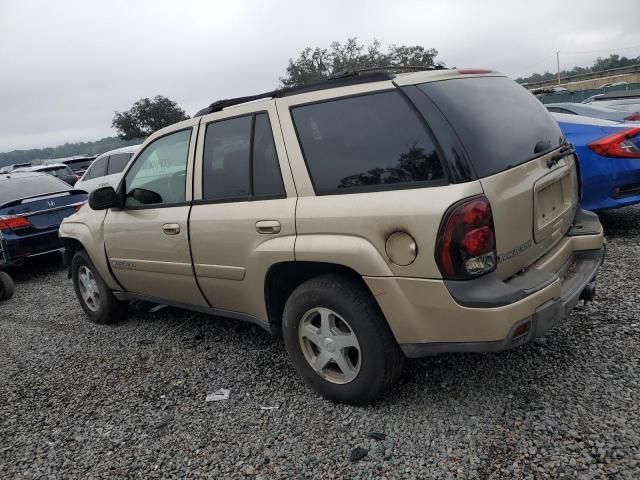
418;76;564;178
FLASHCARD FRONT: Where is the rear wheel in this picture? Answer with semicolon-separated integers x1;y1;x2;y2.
71;250;128;324
0;271;15;301
282;274;404;405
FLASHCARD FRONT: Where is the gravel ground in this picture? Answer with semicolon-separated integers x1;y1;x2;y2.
1;206;639;479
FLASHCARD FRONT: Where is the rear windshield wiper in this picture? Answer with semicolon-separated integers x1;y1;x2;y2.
546;143;575;169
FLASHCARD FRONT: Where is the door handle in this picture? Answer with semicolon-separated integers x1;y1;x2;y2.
255;220;281;234
162;223;181;235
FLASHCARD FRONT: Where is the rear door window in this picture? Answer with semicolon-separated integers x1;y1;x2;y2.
418;77;564;178
291;91;445;194
107;153;133;175
84;156;108;180
201;113;285;201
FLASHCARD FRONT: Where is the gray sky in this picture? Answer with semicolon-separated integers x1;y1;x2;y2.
1;0;639;152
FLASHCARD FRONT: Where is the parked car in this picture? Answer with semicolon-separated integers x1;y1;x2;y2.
75;145;140;193
1;172;87;268
13;163;79;186
545;102;638;122
552;112;640;211
0;162;32;173
44;156;97;176
60;68;604;404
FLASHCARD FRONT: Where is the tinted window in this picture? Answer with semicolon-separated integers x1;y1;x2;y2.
107;153;133;175
202;116;252;200
253;114;285;198
47;166;74;178
418;77;564;178
67;160;94;172
547;107;575;114
0;175;69;206
292;91;444;194
124;129;191;206
84;156;107;180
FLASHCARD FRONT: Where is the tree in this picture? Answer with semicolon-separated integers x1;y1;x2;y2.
280;38;442;87
112;95;189;140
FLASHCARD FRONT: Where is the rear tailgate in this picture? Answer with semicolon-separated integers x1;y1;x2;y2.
417;75;579;279
479;151;578;278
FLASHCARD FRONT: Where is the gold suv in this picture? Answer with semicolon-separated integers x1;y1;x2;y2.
60;68;605;404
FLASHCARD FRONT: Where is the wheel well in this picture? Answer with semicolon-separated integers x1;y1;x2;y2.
61;238;84;277
264;261;370;337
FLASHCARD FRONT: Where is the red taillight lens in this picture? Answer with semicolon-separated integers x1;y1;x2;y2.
436;196;497;279
588;127;640;159
0;215;32;231
624;113;640;121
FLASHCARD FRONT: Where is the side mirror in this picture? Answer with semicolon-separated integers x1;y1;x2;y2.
89;186;119;210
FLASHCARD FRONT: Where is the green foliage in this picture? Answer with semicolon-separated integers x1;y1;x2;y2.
516;53;640;84
0;136;141;168
280;38;442;87
112;95;189;140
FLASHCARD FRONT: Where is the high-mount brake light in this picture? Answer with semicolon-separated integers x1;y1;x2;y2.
436;197;497;279
588;127;640;159
0;215;32;231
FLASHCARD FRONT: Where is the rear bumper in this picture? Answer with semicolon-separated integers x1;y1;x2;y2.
0;229;64;267
400;247;604;358
363;210;605;357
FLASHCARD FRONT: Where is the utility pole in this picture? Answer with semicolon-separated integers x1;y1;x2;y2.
556;51;561;85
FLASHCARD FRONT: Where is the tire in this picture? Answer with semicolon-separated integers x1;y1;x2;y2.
0;271;15;301
71;250;128;324
282;274;404;405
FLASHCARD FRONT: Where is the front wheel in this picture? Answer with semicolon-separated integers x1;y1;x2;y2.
71;250;128;324
282;274;404;405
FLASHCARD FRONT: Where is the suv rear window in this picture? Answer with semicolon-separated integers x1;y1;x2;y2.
418;77;564;178
292;91;445;194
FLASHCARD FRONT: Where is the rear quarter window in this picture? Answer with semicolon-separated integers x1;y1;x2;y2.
291;91;445;194
418;77;564;178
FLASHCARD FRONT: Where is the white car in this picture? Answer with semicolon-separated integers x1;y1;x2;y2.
74;145;140;193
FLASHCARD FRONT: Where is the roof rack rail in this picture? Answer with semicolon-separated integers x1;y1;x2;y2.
194;65;447;117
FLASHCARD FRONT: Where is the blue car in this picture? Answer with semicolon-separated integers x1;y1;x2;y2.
552;113;640;211
0;172;87;268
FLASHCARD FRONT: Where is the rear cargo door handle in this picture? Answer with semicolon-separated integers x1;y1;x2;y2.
162;223;181;235
255;220;281;234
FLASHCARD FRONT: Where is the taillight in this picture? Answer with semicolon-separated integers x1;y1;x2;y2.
0;215;32;231
588;127;640;159
624;113;640;121
436;196;497;279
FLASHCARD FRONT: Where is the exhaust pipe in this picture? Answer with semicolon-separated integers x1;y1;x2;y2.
11;258;24;267
579;282;596;303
